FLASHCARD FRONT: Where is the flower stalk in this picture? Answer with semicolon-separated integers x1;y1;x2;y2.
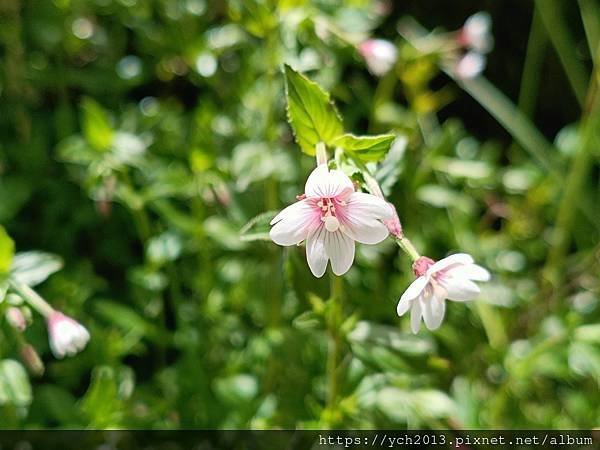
8;278;55;318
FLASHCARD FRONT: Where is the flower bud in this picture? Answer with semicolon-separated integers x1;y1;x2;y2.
459;12;493;53
412;256;435;277
5;307;27;332
20;344;45;377
358;39;398;77
47;311;90;359
383;203;403;238
454;52;486;79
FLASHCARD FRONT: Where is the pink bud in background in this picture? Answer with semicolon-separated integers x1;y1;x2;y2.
459;12;493;54
20;344;45;376
358;39;398;77
5;307;27;332
47;311;90;359
454;52;486;79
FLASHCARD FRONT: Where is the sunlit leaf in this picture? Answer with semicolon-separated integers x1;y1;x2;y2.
0;226;15;274
284;64;344;155
333;133;396;163
81;97;113;151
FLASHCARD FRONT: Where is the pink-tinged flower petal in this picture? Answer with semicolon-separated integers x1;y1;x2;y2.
428;253;474;275
410;298;423;334
305;164;354;198
342;219;389;245
448;263;490;282
270;199;318;246
342;193;392;244
444;276;481;301
399;276;428;305
422;295;445;330
345;192;393;219
324;230;355;276
306;225;328;278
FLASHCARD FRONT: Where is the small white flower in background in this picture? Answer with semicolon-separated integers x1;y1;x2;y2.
47;311;90;358
358;39;398;77
270;164;393;277
460;12;493;54
397;253;490;333
454;51;486;79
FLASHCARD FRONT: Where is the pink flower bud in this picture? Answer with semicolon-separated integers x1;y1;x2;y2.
459;12;493;54
20;344;45;377
5;307;27;332
358;39;398;77
47;311;90;359
412;256;435;277
383;203;403;238
454;52;486;79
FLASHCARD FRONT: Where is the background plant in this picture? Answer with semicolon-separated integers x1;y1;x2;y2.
0;0;598;429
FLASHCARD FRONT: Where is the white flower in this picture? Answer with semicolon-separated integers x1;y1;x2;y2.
358;39;398;76
460;12;493;54
270;164;392;277
47;311;90;358
454;51;486;79
397;253;490;333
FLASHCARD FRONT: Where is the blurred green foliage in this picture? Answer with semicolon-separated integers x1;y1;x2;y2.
0;0;599;429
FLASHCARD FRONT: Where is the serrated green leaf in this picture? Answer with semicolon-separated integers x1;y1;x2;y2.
332;133;396;162
0;226;15;274
81;97;113;151
284;64;344;155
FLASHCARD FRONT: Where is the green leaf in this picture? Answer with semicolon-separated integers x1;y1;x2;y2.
81;97;113;151
283;64;344;155
0;226;15;274
0;359;32;407
332;133;396;163
10;251;63;286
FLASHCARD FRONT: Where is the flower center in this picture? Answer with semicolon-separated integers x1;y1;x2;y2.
317;198;344;232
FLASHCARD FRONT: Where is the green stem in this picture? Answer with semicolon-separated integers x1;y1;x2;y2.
517;7;548;118
544;43;600;287
579;0;600;64
535;0;589;106
8;279;54;318
325;273;344;426
395;236;421;262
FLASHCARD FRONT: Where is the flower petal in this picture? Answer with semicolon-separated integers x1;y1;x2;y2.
341;193;391;244
444;276;481;301
448;263;490;282
305;164;354;198
410;298;423;334
324;230;355;276
422;296;445;330
399;276;429;304
270;199;317;246
306;225;328;278
396;295;412;316
345;192;393;220
342;218;389;244
428;253;474;275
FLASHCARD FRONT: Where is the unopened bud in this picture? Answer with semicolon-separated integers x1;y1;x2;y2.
6;307;27;332
20;344;45;377
383;203;403;238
